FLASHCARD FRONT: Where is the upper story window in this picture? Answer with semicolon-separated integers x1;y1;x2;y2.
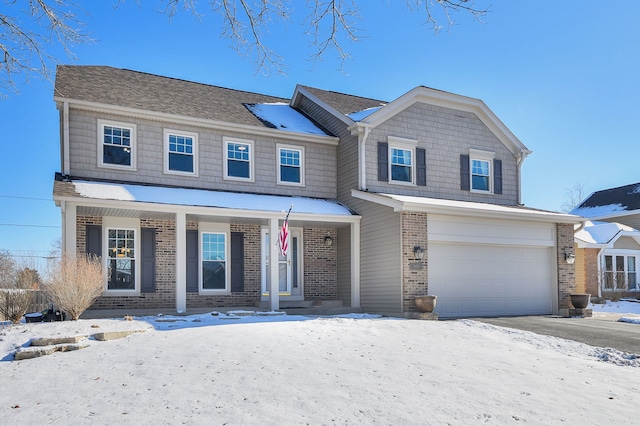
469;149;494;193
471;159;491;191
461;149;502;194
98;120;136;170
388;136;418;185
164;129;198;176
224;138;254;181
390;147;413;183
277;144;304;186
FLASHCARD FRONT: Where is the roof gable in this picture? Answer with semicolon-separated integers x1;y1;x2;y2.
293;84;530;158
361;86;530;157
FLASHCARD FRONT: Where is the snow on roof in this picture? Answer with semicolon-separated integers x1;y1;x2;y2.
369;192;580;223
574;221;637;245
570;203;627;218
72;181;353;216
347;106;384;121
244;102;328;135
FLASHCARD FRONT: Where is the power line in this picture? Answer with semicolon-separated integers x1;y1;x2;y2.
0;195;53;202
0;223;60;229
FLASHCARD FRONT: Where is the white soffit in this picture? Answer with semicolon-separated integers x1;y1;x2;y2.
352;190;581;224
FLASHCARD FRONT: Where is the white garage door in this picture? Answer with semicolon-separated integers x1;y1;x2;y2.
428;215;555;318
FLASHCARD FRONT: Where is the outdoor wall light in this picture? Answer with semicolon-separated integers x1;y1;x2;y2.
414;246;425;260
565;253;576;265
324;236;333;247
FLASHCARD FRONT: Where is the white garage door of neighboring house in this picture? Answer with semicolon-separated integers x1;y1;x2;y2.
427;215;556;318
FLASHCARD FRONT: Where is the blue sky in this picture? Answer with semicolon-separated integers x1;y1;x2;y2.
1;1;638;268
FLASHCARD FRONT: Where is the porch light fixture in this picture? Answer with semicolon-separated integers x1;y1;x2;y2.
324;236;333;247
565;253;576;265
414;246;425;260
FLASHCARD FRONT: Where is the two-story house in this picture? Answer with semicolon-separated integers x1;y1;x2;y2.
52;66;580;318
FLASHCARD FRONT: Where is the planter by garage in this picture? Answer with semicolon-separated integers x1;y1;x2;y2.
570;294;591;309
415;295;437;313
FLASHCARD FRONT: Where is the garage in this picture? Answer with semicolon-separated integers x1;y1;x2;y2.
428;215;556;318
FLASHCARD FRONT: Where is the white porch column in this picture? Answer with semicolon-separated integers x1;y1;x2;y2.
62;201;76;259
350;220;361;308
268;217;280;311
176;212;187;313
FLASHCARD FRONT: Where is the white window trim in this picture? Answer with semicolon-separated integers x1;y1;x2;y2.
102;217;140;296
277;143;305;187
388;136;418;186
164;129;199;176
223;137;254;182
199;222;230;295
601;251;640;292
469;148;495;194
97;119;137;171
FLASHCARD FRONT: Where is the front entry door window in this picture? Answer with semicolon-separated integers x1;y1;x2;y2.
261;228;302;297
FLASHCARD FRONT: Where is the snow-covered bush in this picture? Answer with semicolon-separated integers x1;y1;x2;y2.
44;255;105;321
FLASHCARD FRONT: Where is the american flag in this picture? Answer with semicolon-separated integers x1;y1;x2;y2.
278;205;292;257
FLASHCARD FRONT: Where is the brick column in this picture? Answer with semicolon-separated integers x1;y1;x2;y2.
556;223;577;316
401;212;429;314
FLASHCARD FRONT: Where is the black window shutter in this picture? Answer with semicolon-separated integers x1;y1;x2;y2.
186;230;199;293
460;154;470;191
141;228;156;293
86;225;102;258
230;232;244;293
494;159;503;194
378;142;389;182
416;148;426;186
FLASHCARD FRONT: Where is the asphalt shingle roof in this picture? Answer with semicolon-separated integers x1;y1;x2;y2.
54;65;290;127
577;182;640;211
299;85;387;116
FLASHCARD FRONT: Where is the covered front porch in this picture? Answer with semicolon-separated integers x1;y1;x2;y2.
54;178;361;314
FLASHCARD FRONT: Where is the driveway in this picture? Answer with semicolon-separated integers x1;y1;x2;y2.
474;314;640;355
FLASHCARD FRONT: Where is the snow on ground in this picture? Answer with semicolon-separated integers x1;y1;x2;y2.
1;306;640;424
591;299;640;324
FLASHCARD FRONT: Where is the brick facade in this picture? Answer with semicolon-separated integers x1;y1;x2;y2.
583;248;600;298
556;223;577;315
400;212;429;313
303;228;337;301
187;223;263;308
77;215;339;311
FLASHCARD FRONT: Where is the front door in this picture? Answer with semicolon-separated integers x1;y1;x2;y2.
261;227;302;298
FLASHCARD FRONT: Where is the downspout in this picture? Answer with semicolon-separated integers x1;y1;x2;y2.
358;125;371;190
516;149;530;205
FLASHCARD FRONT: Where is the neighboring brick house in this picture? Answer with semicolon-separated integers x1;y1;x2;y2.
53;66;580;318
572;183;640;300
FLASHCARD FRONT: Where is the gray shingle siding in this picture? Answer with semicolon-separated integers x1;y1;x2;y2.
67;108;337;198
364;102;519;206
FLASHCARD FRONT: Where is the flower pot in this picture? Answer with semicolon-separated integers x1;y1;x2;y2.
570;294;591;309
415;295;437;313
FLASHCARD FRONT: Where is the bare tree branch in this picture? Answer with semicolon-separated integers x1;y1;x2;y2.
408;0;489;33
0;0;489;94
304;0;361;70
0;1;91;97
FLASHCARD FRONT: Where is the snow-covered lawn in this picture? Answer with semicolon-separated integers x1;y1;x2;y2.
1;303;640;424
